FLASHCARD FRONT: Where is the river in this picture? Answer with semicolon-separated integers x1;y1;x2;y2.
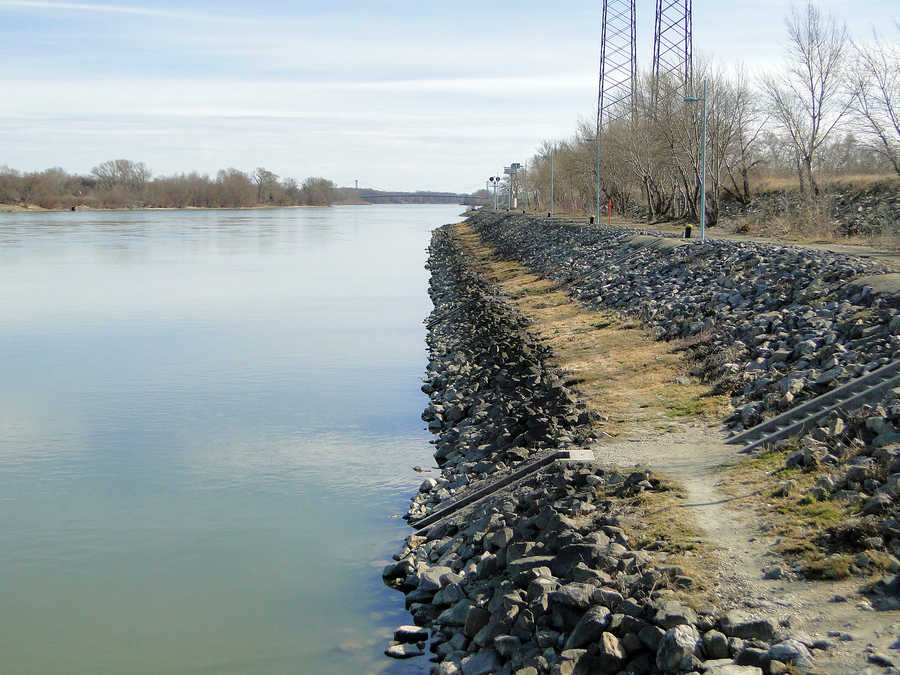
0;205;461;673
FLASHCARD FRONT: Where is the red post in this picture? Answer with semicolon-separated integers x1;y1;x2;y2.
607;199;612;225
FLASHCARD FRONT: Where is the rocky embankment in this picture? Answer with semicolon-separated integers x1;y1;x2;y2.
719;182;900;238
468;212;900;577
382;224;826;674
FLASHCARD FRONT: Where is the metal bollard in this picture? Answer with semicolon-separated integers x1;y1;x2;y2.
684;224;693;239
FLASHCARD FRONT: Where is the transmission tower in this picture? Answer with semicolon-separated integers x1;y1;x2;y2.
596;0;637;131
593;0;636;224
652;0;693;94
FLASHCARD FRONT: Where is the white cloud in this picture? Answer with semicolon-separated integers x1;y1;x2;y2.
0;0;246;22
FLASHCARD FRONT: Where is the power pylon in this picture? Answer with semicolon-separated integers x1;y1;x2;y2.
652;0;693;94
597;0;637;131
593;0;637;223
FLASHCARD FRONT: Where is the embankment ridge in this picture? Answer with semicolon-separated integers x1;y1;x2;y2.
383;212;900;674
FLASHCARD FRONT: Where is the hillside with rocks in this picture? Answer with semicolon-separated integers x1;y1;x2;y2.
382;212;900;674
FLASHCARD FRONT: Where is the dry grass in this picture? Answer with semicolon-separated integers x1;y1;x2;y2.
715;445;896;578
751;172;899;193
619;482;721;605
453;222;729;439
451;222;729;604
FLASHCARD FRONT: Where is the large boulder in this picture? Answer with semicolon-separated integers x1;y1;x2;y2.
563;605;612;649
656;624;701;672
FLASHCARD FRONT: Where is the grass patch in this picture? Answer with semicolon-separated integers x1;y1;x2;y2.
620;482;719;605
664;397;715;418
801;552;853;580
454;220;734;437
717;443;868;576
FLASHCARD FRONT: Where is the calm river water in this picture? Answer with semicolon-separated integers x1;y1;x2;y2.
0;205;462;674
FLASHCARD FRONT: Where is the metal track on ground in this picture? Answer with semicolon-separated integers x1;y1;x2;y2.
727;359;900;454
409;448;594;531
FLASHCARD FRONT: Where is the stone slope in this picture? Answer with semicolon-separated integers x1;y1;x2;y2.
383;224;816;675
466;212;900;580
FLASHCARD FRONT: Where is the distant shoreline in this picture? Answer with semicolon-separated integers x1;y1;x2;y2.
0;202;374;213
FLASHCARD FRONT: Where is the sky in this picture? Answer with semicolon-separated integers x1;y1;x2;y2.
0;0;896;193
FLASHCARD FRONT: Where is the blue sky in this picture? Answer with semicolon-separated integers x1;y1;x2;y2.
1;0;896;192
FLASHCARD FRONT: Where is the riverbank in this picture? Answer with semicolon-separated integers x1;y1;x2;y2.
0;203;343;213
384;212;900;673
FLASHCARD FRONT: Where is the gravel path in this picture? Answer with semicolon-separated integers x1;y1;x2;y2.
593;421;900;673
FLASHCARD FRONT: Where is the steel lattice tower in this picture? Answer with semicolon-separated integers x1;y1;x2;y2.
652;0;693;93
596;0;637;132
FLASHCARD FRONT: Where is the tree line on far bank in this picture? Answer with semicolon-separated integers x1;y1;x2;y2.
0;160;338;209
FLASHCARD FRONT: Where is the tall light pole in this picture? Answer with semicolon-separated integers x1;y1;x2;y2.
684;80;707;241
595;135;601;225
550;148;554;216
523;163;528;211
584;136;601;223
542;147;555;215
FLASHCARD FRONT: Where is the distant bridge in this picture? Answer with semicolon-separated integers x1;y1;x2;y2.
359;190;471;205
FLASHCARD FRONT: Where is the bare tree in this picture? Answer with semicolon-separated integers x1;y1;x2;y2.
720;66;767;205
848;28;900;174
299;177;335;206
762;2;851;195
253;167;279;203
91;159;151;193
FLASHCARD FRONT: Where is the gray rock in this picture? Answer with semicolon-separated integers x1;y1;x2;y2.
494;634;521;658
548;583;595;610
508;556;556;582
460;649;502;675
719;610;778;641
550;544;604;577
393;625;428;643
868;651;895;667
437;600;473;627
385;642;424;659
863;492;893;515
473;614;510;648
485;527;514;550
596;632;626;671
464;606;491;638
656;624;701;672
735;647;768;668
866;416;887;434
703;629;731;659
563;605;611;649
639;624;666;651
417;565;454;592
768;639;815;671
875;432;900;448
434;660;462;675
703;663;763;675
653;600;698;628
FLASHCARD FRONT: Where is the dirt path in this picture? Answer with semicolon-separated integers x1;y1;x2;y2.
601;215;900;272
452;221;900;673
596;426;900;672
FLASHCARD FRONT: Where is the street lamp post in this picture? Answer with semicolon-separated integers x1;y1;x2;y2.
523;163;527;211
584;136;601;224
550;149;554;216
595;136;600;226
542;147;555;216
684;80;708;241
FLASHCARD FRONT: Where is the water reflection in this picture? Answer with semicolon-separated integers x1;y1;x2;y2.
0;204;460;673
